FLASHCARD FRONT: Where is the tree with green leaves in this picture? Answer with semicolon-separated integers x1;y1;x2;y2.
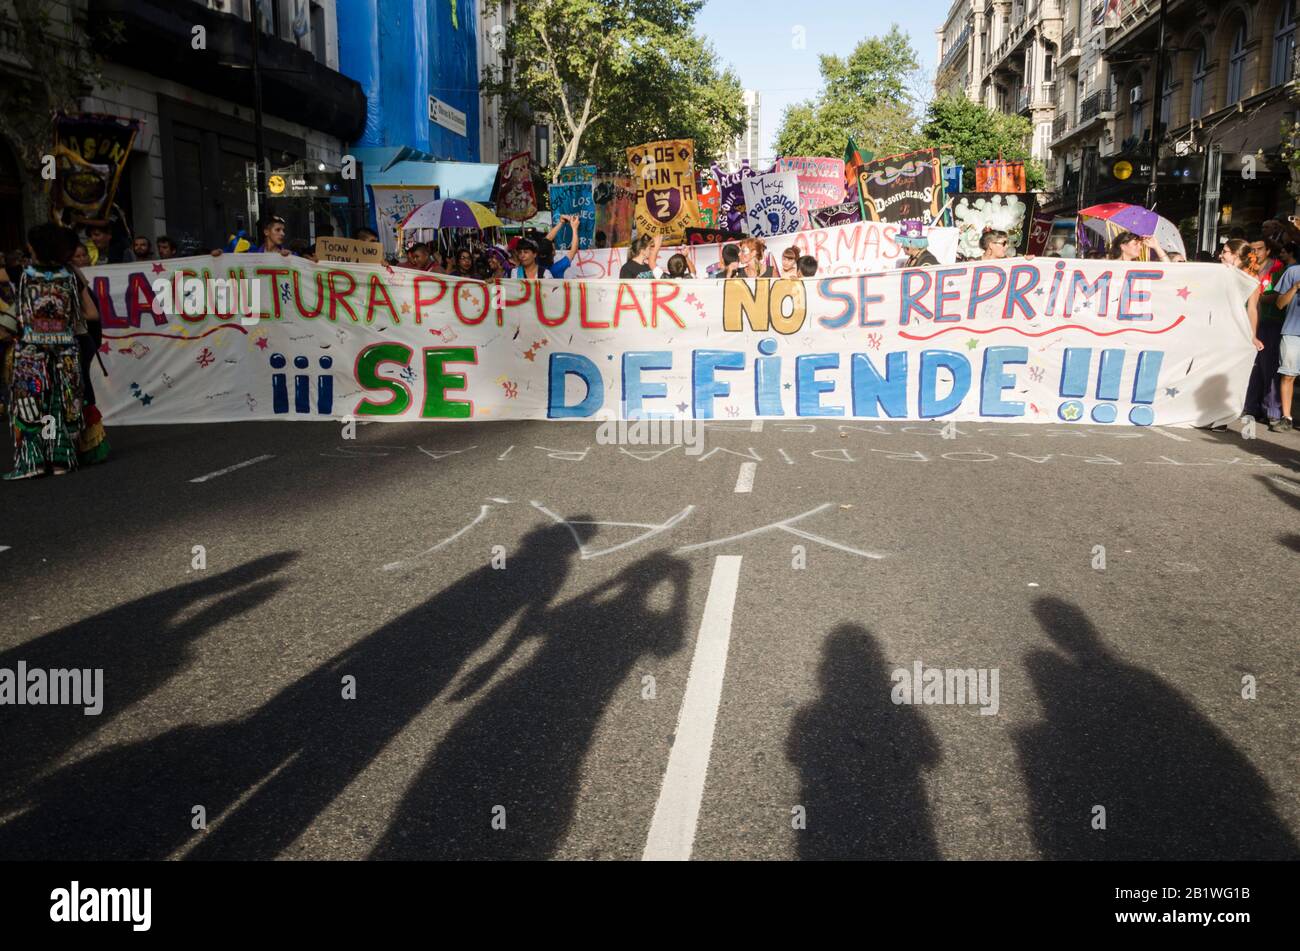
773;25;921;159
481;0;746;179
916;96;1047;191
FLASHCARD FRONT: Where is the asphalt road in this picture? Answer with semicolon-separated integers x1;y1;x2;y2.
0;418;1297;860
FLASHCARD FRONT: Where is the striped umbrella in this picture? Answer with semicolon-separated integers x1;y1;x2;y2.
400;199;503;231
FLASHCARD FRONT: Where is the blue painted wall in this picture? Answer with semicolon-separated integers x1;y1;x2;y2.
339;0;480;161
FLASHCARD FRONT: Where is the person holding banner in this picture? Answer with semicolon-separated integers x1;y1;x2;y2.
511;239;554;280
619;235;663;280
541;215;580;279
980;230;1011;261
736;238;772;278
661;254;694;279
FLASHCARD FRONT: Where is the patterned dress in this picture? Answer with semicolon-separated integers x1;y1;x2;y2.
6;266;84;478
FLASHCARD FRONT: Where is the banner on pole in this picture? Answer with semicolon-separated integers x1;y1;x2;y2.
742;170;803;237
627;139;701;242
697;176;722;230
369;184;441;259
776;156;847;228
493;151;537;222
50;113;142;227
712;161;759;234
593;175;635;248
558;164;598;184
86;257;1255;429
859;149;943;224
809;198;863;231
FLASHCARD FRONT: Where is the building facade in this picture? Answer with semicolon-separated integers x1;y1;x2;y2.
937;0;1300;243
476;0;542;166
0;0;367;252
725;89;761;169
936;1;1065;172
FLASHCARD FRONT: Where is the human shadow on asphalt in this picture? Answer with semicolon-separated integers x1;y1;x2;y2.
369;550;691;860
0;552;297;800
0;524;587;860
1014;596;1300;860
1259;473;1300;512
786;624;943;860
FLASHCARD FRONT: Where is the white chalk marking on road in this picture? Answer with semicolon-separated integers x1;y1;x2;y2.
1150;427;1191;443
733;462;756;493
749;419;764;433
0;546;9;554
498;445;515;461
189;455;275;483
530;502;695;559
677;504;886;559
382;505;492;572
777;448;794;465
643;554;742;862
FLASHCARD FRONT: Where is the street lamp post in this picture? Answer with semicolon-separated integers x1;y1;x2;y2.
1146;0;1170;208
250;0;268;216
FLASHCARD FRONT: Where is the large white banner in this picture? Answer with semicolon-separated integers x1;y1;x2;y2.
566;219;959;279
85;256;1255;427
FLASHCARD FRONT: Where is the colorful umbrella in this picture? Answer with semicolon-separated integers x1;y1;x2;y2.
1078;202;1186;258
400;199;503;231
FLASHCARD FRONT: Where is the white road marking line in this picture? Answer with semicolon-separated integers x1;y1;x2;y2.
777;448;794;465
498;445;514;461
749;419;764;433
733;462;756;493
189;455;275;483
530;502;694;559
643;555;742;861
382;505;492;572
677;503;886;559
1151;427;1191;442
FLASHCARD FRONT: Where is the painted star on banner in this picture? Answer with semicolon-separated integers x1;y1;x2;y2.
1165;387;1180;397
965;338;979;350
400;301;412;314
1176;286;1190;300
676;402;689;413
151;263;165;275
523;350;537;362
255;337;269;350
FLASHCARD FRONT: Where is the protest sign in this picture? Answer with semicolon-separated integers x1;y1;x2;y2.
712;161;758;234
494;151;537;221
1026;212;1055;257
776;156;847;228
976;159;1027;193
503;219;957;279
627;139;701;242
369;184;441;259
548;182;597;250
88;256;1255;429
315;236;384;264
809;199;863;231
697;177;722;229
743;170;803;237
952;192;1036;258
593;175;635;247
859;149;943;224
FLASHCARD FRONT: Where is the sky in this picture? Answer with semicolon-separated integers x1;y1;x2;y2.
694;1;947;160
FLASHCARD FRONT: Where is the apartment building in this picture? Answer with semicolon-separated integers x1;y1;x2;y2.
724;89;762;170
935;1;1065;179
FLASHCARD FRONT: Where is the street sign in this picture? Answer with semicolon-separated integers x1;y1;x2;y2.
428;96;467;137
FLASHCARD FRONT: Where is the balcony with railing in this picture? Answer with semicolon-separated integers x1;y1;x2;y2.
1053;112;1071;140
1079;88;1114;122
939;24;972;76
